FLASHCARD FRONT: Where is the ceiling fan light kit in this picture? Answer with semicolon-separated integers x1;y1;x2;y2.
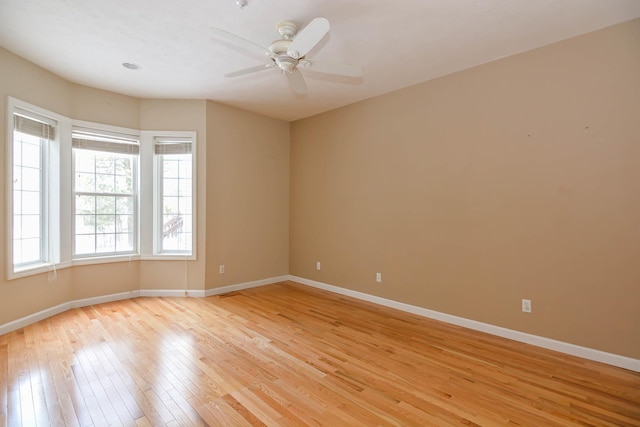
212;17;363;95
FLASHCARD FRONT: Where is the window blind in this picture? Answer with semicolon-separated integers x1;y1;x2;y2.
72;130;139;155
154;137;192;155
14;112;56;139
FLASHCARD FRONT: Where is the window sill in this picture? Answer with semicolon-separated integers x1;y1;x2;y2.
139;254;196;261
8;254;196;280
73;254;196;264
9;262;57;280
72;254;139;266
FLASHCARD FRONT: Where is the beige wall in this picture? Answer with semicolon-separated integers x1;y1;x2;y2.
0;47;73;117
0;47;290;325
205;101;290;288
138;99;208;291
0;48;78;324
290;20;640;358
1;19;638;361
71;84;140;129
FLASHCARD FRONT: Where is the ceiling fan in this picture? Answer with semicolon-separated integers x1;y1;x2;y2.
211;18;363;94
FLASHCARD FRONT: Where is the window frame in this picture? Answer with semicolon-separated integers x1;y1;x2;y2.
148;131;197;259
12;112;48;268
6;98;62;279
71;127;140;259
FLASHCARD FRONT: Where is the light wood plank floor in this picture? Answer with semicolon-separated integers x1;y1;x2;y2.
1;281;639;426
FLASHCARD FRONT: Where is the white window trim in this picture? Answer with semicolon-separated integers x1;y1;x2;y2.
140;130;197;260
6;97;198;280
6;98;65;279
70;124;140;259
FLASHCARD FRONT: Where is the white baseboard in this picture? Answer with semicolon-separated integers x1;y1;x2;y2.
0;290;140;336
288;275;640;373
0;275;287;336
139;289;207;298
204;275;290;296
3;274;637;372
136;276;288;298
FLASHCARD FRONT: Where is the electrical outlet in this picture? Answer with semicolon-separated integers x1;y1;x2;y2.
316;261;321;270
219;265;225;274
522;299;531;313
376;272;382;283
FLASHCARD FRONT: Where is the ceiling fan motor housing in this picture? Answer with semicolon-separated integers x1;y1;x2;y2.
269;37;299;73
275;55;298;73
268;39;292;55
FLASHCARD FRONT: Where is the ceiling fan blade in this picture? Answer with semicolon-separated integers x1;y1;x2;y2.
287;18;330;59
303;60;363;78
211;28;272;58
225;64;274;78
286;70;307;94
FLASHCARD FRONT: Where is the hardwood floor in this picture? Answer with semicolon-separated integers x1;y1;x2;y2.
1;281;639;426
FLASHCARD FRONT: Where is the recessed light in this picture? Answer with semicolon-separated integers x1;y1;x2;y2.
122;62;140;70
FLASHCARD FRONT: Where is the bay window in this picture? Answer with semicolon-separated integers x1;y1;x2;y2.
6;97;197;279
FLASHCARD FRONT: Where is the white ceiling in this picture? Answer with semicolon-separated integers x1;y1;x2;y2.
1;1;639;121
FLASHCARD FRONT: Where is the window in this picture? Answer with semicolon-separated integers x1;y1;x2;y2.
10;110;56;271
72;130;138;257
154;136;194;255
